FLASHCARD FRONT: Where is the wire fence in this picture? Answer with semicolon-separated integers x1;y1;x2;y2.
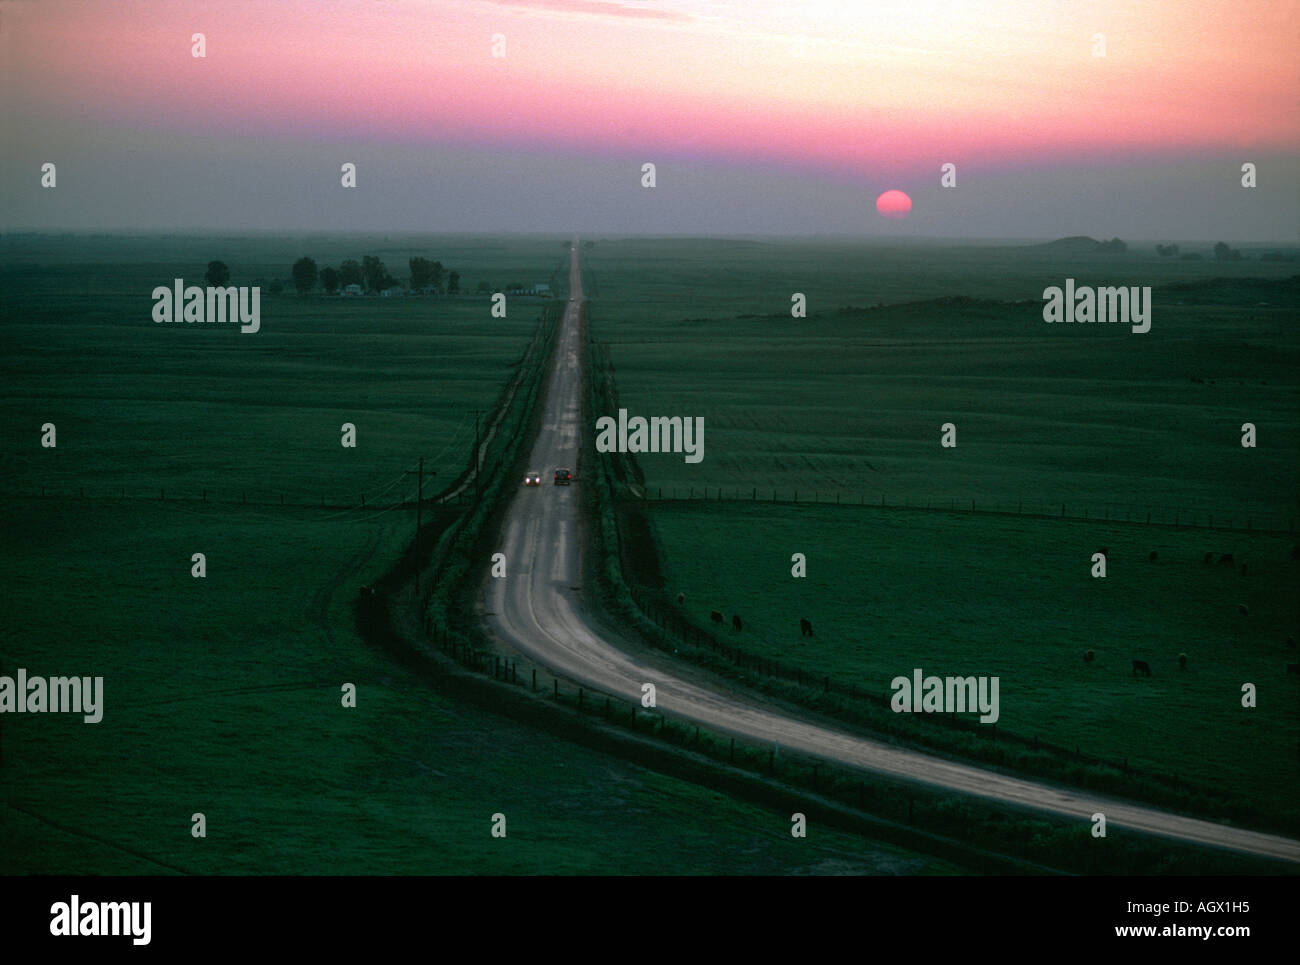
624;584;1221;798
628;486;1296;535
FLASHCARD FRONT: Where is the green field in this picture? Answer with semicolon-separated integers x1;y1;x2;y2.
586;240;1299;520
0;234;963;874
584;238;1300;828
0;498;962;874
647;502;1299;821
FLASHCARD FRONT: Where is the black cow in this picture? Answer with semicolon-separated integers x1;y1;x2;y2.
710;610;724;625
1203;552;1215;564
1132;659;1152;677
732;614;743;631
1148;550;1158;563
1237;604;1249;617
1096;546;1110;558
800;618;814;637
1240;563;1248;575
676;593;685;606
1083;649;1095;664
1178;653;1187;670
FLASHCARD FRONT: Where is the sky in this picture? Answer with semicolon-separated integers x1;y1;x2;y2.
2;0;1297;239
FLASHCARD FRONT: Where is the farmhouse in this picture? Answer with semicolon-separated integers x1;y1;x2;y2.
532;283;552;296
343;284;362;296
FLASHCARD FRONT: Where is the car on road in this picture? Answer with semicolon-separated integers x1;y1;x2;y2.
553;468;572;486
524;470;542;486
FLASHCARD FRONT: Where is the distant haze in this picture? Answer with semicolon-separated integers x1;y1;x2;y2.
2;0;1296;241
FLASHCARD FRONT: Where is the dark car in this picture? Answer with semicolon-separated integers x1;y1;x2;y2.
524;470;542;486
553;468;572;486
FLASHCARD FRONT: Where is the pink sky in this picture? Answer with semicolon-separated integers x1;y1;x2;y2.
5;0;1297;179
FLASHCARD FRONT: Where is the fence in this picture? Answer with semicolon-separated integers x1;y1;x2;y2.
624;584;1222;798
629;486;1296;535
9;484;485;511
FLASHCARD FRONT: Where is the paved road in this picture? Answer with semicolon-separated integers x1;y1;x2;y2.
483;242;1300;864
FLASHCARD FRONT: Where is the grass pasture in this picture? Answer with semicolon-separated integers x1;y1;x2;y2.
0;497;962;875
647;502;1300;823
0;233;964;874
584;238;1300;829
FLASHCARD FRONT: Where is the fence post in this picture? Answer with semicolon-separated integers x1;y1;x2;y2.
554;679;558;698
532;669;537;691
730;738;735;761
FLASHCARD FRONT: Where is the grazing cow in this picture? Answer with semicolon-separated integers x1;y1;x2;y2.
710;610;724;625
1083;649;1095;664
1178;653;1187;670
1237;604;1249;617
732;614;743;631
1132;659;1153;677
1218;553;1235;565
800;618;814;637
1203;552;1215;564
1149;550;1158;563
676;593;684;606
1286;662;1300;675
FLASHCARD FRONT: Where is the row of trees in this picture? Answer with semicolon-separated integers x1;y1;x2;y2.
288;255;461;295
204;257;532;296
1156;242;1244;260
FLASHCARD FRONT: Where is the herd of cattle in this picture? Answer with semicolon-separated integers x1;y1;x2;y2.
674;590;814;639
677;544;1300;679
1090;545;1299;677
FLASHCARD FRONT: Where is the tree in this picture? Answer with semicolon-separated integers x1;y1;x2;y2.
292;257;318;294
1214;242;1231;261
205;260;230;286
475;280;490;294
447;271;460;295
320;266;341;295
339;259;362;288
1098;237;1127;253
409;257;432;290
1156;243;1179;257
362;255;387;292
